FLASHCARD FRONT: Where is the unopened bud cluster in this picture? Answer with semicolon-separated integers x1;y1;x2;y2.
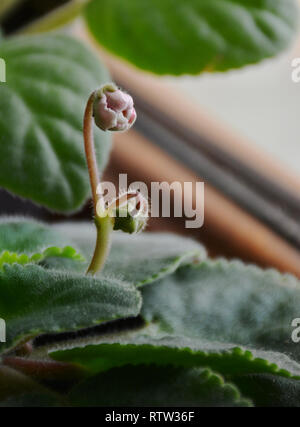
96;191;149;234
93;83;137;132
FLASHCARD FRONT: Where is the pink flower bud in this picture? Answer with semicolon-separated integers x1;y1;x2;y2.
93;83;137;132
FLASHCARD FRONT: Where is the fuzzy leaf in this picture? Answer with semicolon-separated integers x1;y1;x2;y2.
232;373;300;407
50;334;300;379
85;0;298;75
0;220;206;285
50;257;300;406
0;264;141;354
0;247;84;270
0;34;111;212
141;261;300;350
0;220;84;269
69;365;252;407
51;222;207;285
0;219;66;253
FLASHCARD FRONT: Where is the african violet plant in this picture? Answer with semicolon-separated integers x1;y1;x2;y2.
0;0;300;407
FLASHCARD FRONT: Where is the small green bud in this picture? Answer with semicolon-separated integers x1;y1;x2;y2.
109;191;149;234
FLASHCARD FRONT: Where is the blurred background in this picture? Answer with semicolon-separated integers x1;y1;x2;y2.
169;42;300;177
1;0;300;276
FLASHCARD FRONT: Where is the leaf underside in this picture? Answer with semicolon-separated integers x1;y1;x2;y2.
0;246;84;270
85;0;298;75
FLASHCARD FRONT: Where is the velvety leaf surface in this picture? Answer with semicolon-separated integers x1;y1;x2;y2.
51;259;300;403
141;261;300;350
254;327;300;365
232;373;300;407
0;264;141;354
69;365;251;407
50;257;300;391
0;220;84;269
0;247;84;271
85;0;298;75
51;222;207;285
0;219;66;253
51;334;300;379
0;34;111;212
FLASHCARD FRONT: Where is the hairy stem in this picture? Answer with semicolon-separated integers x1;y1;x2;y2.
86;216;114;275
83;91;99;214
83;92;114;275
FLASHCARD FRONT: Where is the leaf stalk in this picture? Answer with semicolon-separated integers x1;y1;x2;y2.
83;92;113;275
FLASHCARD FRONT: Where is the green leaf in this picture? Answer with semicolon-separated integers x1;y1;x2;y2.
50;333;300;379
0;219;84;270
0;219;204;356
20;0;91;35
232;373;300;407
0;219;206;283
0;246;84;271
0;219;66;253
84;0;298;75
254;326;300;365
0;264;141;353
50;256;300;406
50;222;207;285
0;34;111;212
69;365;252;407
141;260;300;350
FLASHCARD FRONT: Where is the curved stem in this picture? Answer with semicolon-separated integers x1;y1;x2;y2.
87;216;114;275
84;91;99;215
83;92;114;275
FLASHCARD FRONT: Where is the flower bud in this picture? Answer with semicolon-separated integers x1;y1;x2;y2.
93;83;137;132
108;191;149;234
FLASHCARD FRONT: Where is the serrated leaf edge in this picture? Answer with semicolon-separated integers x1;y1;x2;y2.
50;341;300;380
0;246;85;271
136;249;204;287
